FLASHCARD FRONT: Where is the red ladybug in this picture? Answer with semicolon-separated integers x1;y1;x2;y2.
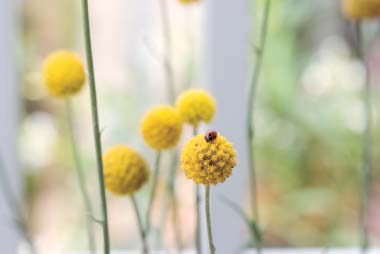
204;130;218;142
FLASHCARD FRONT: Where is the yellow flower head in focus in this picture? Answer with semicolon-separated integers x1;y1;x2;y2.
176;89;216;127
181;131;237;185
342;0;380;19
140;105;183;150
178;0;199;4
42;50;86;98
103;145;149;195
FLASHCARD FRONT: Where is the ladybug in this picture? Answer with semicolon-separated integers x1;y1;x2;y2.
204;130;218;142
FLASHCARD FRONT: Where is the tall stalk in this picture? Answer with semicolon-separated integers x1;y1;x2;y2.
131;195;149;254
246;0;271;252
157;151;183;251
354;21;371;254
193;127;201;254
80;0;111;252
146;152;162;234
167;153;183;252
205;186;215;254
158;0;183;250
65;101;96;253
0;156;36;254
159;0;175;103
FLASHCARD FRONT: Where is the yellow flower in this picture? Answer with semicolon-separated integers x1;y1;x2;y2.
140;105;183;150
178;0;199;3
42;50;86;98
176;89;216;127
342;0;380;19
180;131;237;185
103;145;149;195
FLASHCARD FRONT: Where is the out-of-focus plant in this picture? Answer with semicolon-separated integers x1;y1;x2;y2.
42;50;96;253
140;105;183;244
176;88;216;254
341;0;379;252
181;131;237;254
103;145;150;254
0;156;35;253
231;0;271;252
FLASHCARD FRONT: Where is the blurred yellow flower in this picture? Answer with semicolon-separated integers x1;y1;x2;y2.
103;145;149;195
140;105;183;150
42;50;86;98
176;89;216;127
178;0;199;3
342;0;380;19
180;131;237;185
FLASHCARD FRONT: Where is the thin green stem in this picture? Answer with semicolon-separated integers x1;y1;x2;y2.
193;127;202;254
205;186;215;254
247;1;271;252
80;0;110;253
65;100;96;254
131;195;149;254
354;21;371;254
146;151;162;235
0;156;36;253
159;0;175;103
169;185;183;252
158;150;183;251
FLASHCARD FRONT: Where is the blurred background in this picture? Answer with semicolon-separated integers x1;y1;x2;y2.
1;0;380;252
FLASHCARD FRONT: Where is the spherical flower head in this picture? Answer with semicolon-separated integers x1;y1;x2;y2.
140;105;183;150
342;0;380;19
42;50;86;98
180;131;237;185
103;145;150;195
176;89;216;127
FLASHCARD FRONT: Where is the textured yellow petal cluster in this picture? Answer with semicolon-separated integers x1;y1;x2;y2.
103;145;149;195
342;0;380;19
42;50;86;98
176;89;216;127
140;105;183;150
178;0;199;4
181;133;237;185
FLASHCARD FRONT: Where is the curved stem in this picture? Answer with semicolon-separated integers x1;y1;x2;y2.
159;0;175;103
354;21;371;254
80;0;111;253
131;195;149;254
146;151;162;234
65;100;96;254
247;1;271;252
205;186;215;254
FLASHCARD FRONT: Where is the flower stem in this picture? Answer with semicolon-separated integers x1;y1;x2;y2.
80;0;111;253
169;184;183;252
65;100;96;254
146;151;162;235
131;195;149;254
247;1;271;252
159;0;175;103
193;127;202;254
158;151;183;251
354;21;371;254
205;186;215;254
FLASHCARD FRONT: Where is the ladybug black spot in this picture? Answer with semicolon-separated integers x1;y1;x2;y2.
204;130;218;142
